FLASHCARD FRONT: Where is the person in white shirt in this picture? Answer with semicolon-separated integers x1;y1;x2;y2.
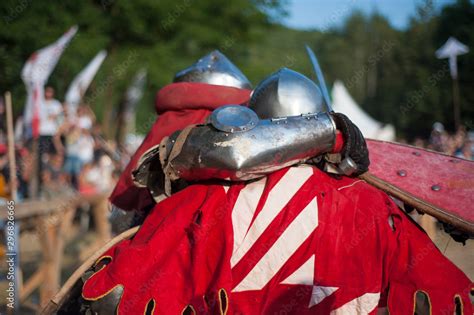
39;86;63;155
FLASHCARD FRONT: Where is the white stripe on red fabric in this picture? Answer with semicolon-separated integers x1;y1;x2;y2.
309;286;338;308
329;292;380;314
232;196;318;292
231;177;267;257
281;255;315;286
230;166;314;268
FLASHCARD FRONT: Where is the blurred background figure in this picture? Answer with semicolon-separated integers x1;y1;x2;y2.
39;86;63;159
429;122;446;152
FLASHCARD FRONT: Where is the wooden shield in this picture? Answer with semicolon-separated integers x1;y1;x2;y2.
362;139;474;234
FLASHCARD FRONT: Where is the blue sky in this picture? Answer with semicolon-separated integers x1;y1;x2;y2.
283;0;458;30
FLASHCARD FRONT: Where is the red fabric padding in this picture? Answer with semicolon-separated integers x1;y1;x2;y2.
154;82;253;114
109;82;252;212
332;132;344;153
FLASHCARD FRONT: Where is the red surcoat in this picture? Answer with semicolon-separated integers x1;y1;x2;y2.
84;166;473;314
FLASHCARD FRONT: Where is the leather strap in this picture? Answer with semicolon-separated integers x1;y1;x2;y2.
160;125;197;196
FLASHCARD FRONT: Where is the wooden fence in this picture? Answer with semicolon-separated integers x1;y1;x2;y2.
0;192;111;312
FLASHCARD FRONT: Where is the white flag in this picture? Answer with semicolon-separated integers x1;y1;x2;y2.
65;50;107;117
21;25;78;137
436;37;469;79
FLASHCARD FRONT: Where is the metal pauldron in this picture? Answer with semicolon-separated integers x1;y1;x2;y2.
159;108;336;182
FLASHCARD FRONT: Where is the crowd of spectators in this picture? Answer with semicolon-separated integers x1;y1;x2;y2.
412;122;474;160
0;86;123;202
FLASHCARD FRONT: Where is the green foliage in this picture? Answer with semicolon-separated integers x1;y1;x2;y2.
1;0;473;140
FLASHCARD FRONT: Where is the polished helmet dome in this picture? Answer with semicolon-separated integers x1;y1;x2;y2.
173;50;252;90
249;68;328;119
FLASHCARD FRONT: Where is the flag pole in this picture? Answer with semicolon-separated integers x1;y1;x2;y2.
5;91;22;314
452;76;461;131
5;92;17;201
28;87;40;199
436;37;469;131
29;140;39;198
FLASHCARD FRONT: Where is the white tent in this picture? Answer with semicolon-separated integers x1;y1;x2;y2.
331;80;396;141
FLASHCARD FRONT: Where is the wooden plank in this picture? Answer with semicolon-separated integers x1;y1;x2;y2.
20;266;45;301
92;197;111;242
0;192;110;221
38;217;60;308
5;92;17;201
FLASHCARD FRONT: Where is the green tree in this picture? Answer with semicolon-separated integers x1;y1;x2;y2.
0;0;284;135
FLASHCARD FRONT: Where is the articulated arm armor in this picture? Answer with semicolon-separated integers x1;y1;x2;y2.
133;105;336;196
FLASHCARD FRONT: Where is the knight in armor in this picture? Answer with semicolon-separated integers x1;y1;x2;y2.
134;68;368;188
63;55;471;314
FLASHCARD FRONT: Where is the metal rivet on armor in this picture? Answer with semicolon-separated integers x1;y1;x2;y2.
397;170;407;177
412;151;421;156
431;184;441;191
